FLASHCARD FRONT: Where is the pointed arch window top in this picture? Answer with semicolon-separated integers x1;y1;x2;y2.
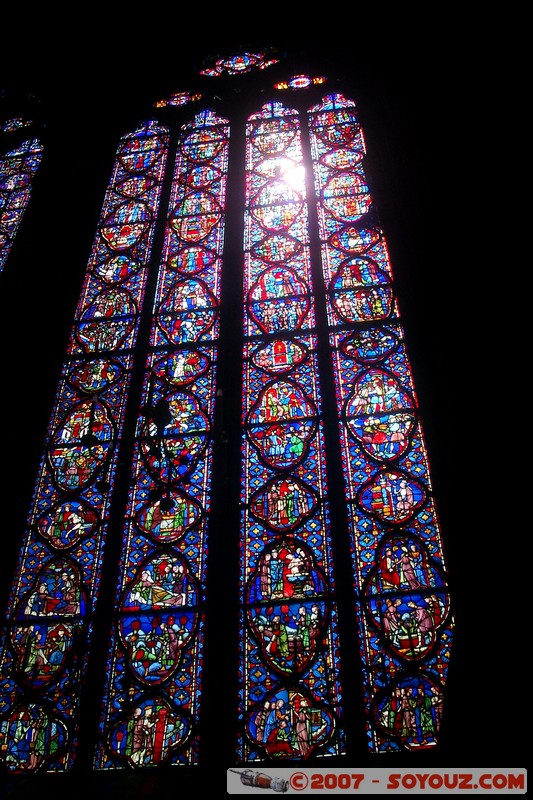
1;136;43;159
310;92;356;113
248;101;298;123
182;108;230;138
1;116;33;132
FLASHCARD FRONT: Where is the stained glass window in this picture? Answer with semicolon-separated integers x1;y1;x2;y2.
308;93;453;753
0;133;43;273
199;50;279;77
1;118;33;133
0;120;169;771
0;47;455;780
238;100;344;761
95;109;229;769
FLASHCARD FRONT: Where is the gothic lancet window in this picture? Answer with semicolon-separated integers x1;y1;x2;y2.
239;100;344;762
95;108;229;769
0;115;43;273
0;120;170;771
307;93;453;753
0;47;454;779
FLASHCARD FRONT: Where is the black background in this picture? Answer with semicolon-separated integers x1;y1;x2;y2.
0;17;522;799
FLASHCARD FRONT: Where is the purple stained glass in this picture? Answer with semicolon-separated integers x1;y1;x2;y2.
95;109;229;768
238;100;345;763
0;121;169;772
309;92;453;753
